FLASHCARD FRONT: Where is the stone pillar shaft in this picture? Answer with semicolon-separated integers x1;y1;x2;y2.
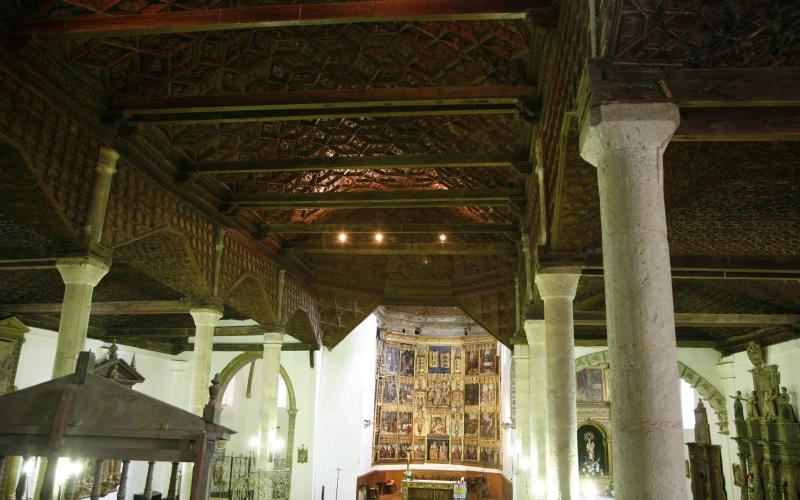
258;330;284;469
52;256;109;378
189;307;223;415
513;344;532;500
580;102;685;500
85;147;119;244
535;274;580;500
524;320;548;499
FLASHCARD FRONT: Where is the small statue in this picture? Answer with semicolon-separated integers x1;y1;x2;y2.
778;386;798;423
763;389;778;422
747;391;760;421
730;391;746;421
208;373;221;405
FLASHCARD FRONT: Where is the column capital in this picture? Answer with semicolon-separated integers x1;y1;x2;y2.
522;319;545;346
96;147;120;175
263;330;284;345
56;255;110;286
534;272;580;300
579;102;680;168
512;344;530;359
190;307;223;327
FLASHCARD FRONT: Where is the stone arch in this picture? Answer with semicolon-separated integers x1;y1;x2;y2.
574;350;729;434
224;275;277;326
217;352;296;412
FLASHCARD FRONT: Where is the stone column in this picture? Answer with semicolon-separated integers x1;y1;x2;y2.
524;319;548;499
189;307;223;415
84;147;119;244
513;344;532;500
580;102;686;500
535;273;580;500
52;256;109;378
258;330;284;470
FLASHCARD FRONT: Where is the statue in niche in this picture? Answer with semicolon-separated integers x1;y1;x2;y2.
762;389;778;422
778;386;798;423
747;391;761;421
730;391;746;421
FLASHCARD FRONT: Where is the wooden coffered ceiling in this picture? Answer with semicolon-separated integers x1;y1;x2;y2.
0;0;798;351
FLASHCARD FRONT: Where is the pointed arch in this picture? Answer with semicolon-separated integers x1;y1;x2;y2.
574;350;729;434
217;351;296;412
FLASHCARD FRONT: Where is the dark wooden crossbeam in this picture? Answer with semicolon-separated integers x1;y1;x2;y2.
674;108;800;142
0;300;196;315
21;0;555;37
230;189;524;209
282;242;515;256
107;325;272;338
262;223;518;235
538;253;800;281
111;86;536;124
183;153;530;175
527;310;800;329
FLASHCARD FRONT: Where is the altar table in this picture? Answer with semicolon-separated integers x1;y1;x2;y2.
402;479;458;500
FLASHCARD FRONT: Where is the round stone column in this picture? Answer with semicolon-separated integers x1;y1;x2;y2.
513;343;532;500
258;330;284;470
84;147;119;244
524;319;548;499
53;256;110;377
580;102;685;500
189;307;223;415
535;272;580;500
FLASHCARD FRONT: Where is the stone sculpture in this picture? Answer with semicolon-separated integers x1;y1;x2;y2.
730;391;746;421
747;391;760;422
762;389;778;422
778;386;798;423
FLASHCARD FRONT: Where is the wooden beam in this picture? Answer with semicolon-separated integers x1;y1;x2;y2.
112;86;536;124
0;300;196;316
183;153;530;175
108;325;273;338
0;244;111;272
673;107;800;141
262;223;519;235
527;310;800;329
586;61;800;108
21;0;556;37
283;242;515;256
538;253;800;280
230;189;524;209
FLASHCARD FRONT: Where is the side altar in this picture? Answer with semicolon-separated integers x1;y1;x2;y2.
401;479;458;500
732;342;799;500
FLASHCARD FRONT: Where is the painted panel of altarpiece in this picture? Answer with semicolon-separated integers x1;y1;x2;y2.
373;332;502;469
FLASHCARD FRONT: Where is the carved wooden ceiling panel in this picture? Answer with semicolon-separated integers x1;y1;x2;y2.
38;21;529;96
613;0;800;67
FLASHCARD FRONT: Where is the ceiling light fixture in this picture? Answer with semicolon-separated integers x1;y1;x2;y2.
337;232;347;243
374;232;384;243
439;233;447;242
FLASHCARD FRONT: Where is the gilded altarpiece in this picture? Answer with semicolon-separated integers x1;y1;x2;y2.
576;366;613;494
373;333;503;469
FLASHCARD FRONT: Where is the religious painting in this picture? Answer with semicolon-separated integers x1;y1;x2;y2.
480;346;497;374
464;444;479;462
427;437;450;462
480;447;500;465
465;383;480;406
578;424;607;476
384;347;400;375
399;443;413;460
413;444;425;461
429;415;447;435
451;444;463;462
464;412;480;436
428;346;451;374
399;383;414;405
378;443;397;460
399;412;414;435
466;350;480;375
400;350;415;376
450;410;463;436
480;382;497;406
381;411;397;433
576;368;605;403
414;418;425;436
383;382;397;404
426;379;451;407
480;412;497;439
414;393;425;412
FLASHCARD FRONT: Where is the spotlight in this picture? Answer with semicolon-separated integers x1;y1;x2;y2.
337;232;347;243
374;232;384;243
438;233;447;242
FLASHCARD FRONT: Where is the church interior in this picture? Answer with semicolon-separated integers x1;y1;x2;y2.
0;1;798;500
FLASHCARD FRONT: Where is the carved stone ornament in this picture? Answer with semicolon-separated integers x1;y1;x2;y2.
746;341;764;368
297;445;308;464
